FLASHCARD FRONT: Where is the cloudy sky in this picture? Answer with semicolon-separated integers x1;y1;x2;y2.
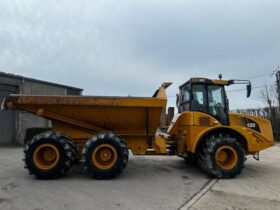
0;0;279;109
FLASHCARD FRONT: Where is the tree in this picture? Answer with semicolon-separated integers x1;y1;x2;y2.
259;84;277;121
276;70;280;108
259;84;277;108
259;83;279;141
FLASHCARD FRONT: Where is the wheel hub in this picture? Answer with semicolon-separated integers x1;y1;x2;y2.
43;149;57;161
215;146;238;170
217;150;227;162
92;144;117;170
33;144;60;170
100;149;112;161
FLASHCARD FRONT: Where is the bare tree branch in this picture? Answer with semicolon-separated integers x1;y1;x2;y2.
259;84;277;108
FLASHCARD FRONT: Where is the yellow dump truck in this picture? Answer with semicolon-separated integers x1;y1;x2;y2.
2;77;274;179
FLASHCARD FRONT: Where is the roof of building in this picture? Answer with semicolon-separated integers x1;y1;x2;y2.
0;72;83;91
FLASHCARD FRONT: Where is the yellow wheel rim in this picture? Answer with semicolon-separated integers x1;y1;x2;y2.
33;143;60;170
92;144;117;170
215;145;238;170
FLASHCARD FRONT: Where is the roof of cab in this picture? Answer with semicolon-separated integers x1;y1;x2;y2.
180;77;229;88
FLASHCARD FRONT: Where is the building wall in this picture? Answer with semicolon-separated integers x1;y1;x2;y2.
0;84;18;145
0;75;22;87
22;80;67;95
0;74;82;145
16;81;70;144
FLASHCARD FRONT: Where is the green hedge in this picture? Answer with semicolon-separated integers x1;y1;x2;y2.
24;127;52;144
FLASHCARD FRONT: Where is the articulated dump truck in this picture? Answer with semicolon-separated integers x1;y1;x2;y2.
2;78;274;179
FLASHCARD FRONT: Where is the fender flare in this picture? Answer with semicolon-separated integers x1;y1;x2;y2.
193;126;248;153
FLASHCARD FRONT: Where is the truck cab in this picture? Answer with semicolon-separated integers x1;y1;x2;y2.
168;77;274;178
177;77;251;125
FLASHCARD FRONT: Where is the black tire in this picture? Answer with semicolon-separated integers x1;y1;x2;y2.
82;132;129;179
23;131;76;179
197;134;245;178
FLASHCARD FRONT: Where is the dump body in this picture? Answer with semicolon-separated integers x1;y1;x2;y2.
3;83;171;156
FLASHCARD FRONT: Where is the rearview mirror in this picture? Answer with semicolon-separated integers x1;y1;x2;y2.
246;84;251;98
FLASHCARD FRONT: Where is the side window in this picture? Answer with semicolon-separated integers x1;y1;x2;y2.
194;92;203;104
179;86;190;112
191;85;207;112
181;87;190;104
208;85;227;124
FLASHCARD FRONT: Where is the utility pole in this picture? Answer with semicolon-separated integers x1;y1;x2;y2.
276;67;280;109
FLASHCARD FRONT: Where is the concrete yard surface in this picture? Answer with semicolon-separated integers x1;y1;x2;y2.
0;148;209;210
0;145;279;210
191;145;280;210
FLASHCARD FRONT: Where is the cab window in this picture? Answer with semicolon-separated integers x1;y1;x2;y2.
191;85;207;113
179;86;190;112
208;85;227;124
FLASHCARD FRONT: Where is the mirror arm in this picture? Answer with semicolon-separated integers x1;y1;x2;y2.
228;79;251;98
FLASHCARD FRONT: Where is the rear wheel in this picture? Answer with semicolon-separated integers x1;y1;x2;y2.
197;134;245;178
82;132;129;179
23;131;76;179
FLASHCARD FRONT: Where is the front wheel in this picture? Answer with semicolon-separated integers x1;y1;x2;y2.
197;134;245;178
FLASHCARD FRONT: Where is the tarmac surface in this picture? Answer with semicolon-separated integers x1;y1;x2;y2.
0;145;279;210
